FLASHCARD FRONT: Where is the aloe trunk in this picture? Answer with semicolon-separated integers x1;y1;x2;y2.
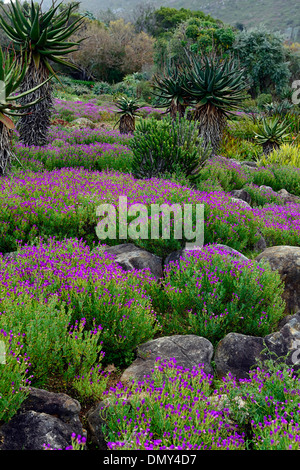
0;122;13;176
119;115;135;134
194;103;227;153
262;141;280;156
16;61;53;147
170;100;188;120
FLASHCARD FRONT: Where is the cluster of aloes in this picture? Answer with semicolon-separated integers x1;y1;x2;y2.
152;55;247;153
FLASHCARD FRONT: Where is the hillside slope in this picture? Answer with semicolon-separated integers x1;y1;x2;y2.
36;0;300;41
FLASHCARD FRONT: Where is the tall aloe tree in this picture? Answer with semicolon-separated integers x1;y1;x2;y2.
0;46;51;175
184;55;247;152
0;0;84;146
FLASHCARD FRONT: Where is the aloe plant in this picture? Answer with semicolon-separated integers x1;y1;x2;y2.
152;63;193;119
115;97;140;134
0;46;51;175
254;117;291;155
0;0;84;146
184;55;247;152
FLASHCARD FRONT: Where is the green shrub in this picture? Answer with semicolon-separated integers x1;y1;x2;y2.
257;93;273;109
93;82;113;96
248;165;300;196
227;116;261;141
0;296;71;385
0;239;159;367
130;115;211;183
0;329;32;422
149;245;285;344
101;358;246;450
243;183;284;206
257;143;300;167
196;156;248;191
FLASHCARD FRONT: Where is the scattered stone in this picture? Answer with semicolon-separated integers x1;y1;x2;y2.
253;229;267;253
0;410;84;450
230;197;252;209
214;314;300;379
277;188;300;205
101;243;163;281
241;161;258;169
1;251;17;261
0;388;84;450
229;189;252;205
86;400;111;450
164;244;249;269
121;334;214;384
214;244;250;262
20;387;82;428
256;246;300;314
69;118;96;129
259;185;274;192
214;333;265;380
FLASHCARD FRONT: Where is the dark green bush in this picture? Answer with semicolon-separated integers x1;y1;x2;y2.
130;115;211;183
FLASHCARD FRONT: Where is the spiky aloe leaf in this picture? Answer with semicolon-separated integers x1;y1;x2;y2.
0;0;85;146
0;0;84;70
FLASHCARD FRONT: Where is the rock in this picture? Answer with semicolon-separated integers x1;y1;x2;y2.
164;249;184;269
101;243;163;281
241;161;258;169
228;158;242;166
230;197;252;209
259;185;274;193
214;333;265;380
277;188;300;205
264;313;300;364
0;411;84;450
0;388;84;450
69;118;96;129
20;387;82;428
86;400;110;450
1;251;17;261
214;314;300;379
121;334;214;384
229;189;252;205
213;244;250;263
253;229;267;253
256;246;300;314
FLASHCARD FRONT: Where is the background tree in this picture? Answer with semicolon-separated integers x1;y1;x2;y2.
233;26;291;98
69;18;154;83
153;16;236;72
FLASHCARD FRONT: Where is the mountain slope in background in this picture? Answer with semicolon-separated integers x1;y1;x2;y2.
37;0;300;41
